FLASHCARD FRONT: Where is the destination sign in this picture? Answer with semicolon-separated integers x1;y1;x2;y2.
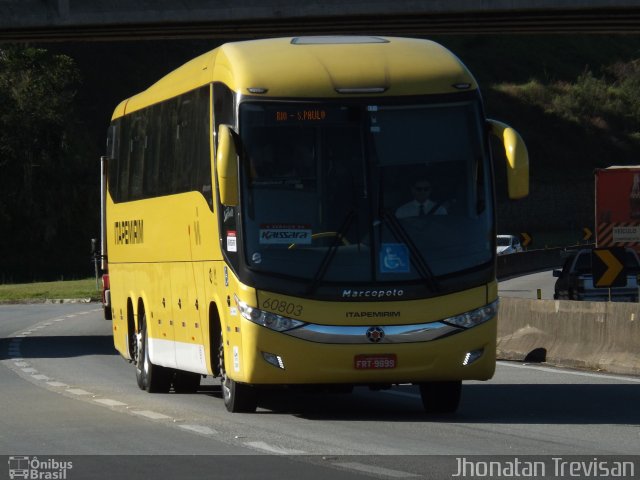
275;109;327;122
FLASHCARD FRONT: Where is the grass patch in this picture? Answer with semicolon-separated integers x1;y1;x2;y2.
0;278;101;303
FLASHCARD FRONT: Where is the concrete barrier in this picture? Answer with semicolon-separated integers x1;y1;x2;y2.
497;297;640;375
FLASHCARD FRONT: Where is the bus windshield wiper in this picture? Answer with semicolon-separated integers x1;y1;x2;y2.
379;208;439;292
306;209;356;295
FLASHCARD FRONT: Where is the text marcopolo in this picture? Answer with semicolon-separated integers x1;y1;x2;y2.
342;289;404;298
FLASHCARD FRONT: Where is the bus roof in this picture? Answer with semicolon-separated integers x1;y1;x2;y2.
113;36;477;119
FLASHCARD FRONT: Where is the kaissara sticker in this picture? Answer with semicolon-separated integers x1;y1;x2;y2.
259;224;312;245
227;231;237;252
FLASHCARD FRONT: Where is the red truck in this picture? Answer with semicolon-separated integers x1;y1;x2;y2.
595;166;640;253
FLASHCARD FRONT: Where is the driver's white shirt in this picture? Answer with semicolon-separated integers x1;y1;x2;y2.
395;199;447;218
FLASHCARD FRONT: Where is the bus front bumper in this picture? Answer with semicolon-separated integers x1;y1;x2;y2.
230;317;496;385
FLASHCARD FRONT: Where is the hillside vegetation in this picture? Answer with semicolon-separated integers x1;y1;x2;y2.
440;35;640;238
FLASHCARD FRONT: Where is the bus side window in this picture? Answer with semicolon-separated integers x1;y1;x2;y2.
129;110;147;200
107;121;120;201
143;103;161;197
174;96;192;193
213;83;240;264
192;86;212;206
117;115;132;202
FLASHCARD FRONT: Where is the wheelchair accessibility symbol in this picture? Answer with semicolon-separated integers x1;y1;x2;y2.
380;243;409;273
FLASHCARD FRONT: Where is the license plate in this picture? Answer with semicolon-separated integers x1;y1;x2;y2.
354;354;397;370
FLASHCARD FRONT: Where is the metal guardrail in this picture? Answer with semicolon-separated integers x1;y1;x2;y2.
496;247;565;280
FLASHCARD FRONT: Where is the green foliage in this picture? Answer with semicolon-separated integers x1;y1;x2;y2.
0;47;79;166
0;278;99;303
494;59;640;141
0;46;96;281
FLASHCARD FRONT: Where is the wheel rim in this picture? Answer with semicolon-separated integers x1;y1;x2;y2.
135;330;143;373
143;338;150;376
219;338;231;402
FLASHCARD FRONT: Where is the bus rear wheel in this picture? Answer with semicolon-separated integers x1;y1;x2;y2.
135;314;172;393
419;381;461;414
218;338;257;413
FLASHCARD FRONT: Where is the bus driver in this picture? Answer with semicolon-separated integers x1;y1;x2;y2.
395;180;447;218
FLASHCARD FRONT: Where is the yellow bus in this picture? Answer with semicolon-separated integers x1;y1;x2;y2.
101;36;528;413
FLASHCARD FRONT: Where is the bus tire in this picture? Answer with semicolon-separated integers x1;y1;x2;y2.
103;306;112;321
219;337;257;413
135;314;171;393
173;371;201;393
419;381;461;414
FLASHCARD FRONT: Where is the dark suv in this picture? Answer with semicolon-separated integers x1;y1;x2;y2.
553;248;640;301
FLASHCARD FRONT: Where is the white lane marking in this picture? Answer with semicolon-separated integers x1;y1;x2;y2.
66;388;92;396
47;381;69;388
244;441;305;455
179;425;217;435
21;368;37;374
498;362;640;383
54;319;65;322
13;362;29;367
94;399;127;407
32;374;50;381
65;315;77;318
132;410;171;420
333;462;420;478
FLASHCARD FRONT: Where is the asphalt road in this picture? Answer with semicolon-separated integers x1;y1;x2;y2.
1;303;639;479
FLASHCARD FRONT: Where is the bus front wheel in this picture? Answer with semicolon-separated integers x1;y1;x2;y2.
218;338;257;413
419;381;461;414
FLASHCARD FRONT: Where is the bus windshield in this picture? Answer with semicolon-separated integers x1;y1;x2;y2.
238;98;492;285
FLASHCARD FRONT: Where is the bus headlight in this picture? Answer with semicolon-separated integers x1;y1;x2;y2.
235;296;306;332
444;300;498;329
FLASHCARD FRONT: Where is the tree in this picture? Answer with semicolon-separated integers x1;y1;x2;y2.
0;45;94;281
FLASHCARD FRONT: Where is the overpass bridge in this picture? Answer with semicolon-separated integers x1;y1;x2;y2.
2;0;640;42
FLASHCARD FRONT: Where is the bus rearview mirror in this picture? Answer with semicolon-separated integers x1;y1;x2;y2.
216;124;239;206
487;119;529;199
